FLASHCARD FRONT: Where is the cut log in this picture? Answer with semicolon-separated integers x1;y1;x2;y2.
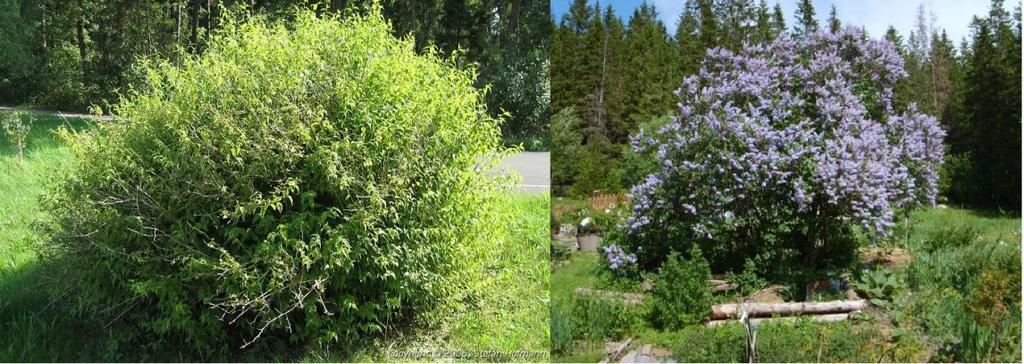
710;299;868;319
575;288;645;305
643;279;735;292
706;312;856;327
712;283;739;292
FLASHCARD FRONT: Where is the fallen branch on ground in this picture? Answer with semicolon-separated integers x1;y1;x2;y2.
711;299;869;319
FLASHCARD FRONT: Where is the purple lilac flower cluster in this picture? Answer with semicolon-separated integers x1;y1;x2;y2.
626;27;944;239
603;244;638;271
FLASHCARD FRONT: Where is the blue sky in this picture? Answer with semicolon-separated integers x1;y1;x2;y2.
551;0;1019;44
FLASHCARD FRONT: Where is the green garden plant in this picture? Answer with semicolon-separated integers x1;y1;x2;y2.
852;268;905;306
647;247;712;329
40;8;510;354
575;294;644;342
725;259;767;298
1;111;31;163
550;298;577;355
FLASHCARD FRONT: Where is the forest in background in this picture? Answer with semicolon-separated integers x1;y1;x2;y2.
551;0;1021;211
0;0;550;143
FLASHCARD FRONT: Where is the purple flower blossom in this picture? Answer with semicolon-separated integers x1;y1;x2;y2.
626;27;944;239
603;244;637;271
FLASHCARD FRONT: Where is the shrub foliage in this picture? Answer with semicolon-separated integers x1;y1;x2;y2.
41;9;506;352
647;247;712;329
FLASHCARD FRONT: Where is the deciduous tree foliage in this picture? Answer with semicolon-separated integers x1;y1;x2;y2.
0;0;549;141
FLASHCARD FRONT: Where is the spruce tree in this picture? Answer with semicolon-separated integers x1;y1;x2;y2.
828;4;841;33
676;0;703;75
622;2;676;142
770;2;786;38
794;0;818;37
754;0;773;44
697;0;718;50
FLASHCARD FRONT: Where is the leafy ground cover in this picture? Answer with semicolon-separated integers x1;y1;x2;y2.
0;113;549;362
550;203;1021;362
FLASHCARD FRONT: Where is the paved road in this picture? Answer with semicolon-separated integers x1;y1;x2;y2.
0;106;111;121
496;152;550;193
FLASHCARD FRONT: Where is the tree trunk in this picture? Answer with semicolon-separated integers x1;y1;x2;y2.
175;1;182;41
190;0;200;47
711;299;868;320
330;0;346;13
205;0;212;31
40;4;47;53
76;19;87;60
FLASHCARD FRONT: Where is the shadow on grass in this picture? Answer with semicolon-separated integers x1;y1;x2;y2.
0;261;110;362
0;257;395;362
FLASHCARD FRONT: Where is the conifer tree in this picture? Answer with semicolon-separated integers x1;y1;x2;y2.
770;2;786;38
676;0;703;75
828;4;841;33
794;0;818;37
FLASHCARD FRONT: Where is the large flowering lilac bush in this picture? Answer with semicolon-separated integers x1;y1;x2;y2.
621;28;944;275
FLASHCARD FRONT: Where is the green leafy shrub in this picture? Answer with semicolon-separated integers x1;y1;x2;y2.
725;258;767;297
899;228;1021;362
551;240;571;262
1;111;31;162
569;294;643;342
41;9;508;353
906;235;1020;299
647;247;712;329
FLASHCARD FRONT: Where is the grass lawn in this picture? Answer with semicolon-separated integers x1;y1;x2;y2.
551;252;597;300
0;113;549;362
906;204;1021;244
